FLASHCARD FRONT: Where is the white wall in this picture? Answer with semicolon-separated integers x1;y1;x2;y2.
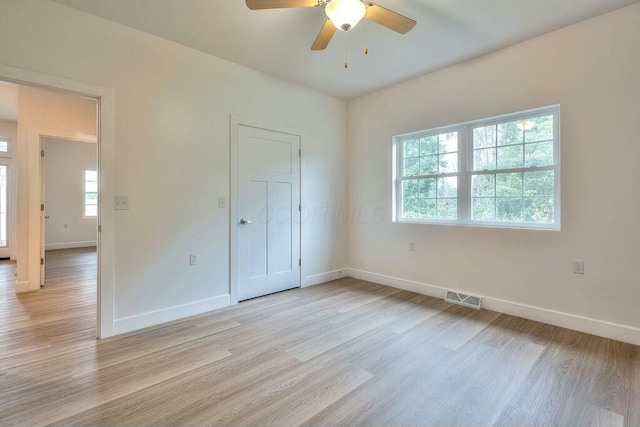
0;0;347;332
347;4;640;336
44;138;97;249
15;84;97;289
0;82;18;121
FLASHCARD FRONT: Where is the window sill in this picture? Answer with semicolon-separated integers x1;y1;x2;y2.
395;218;560;231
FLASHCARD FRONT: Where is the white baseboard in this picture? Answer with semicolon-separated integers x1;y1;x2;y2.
15;280;38;293
45;240;97;250
113;294;231;335
303;269;345;288
343;268;640;347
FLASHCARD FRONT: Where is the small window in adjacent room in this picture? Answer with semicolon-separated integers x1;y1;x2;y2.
0;138;10;153
394;105;560;229
84;169;98;217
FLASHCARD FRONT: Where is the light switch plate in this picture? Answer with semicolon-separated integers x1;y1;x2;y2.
114;196;129;210
218;196;226;209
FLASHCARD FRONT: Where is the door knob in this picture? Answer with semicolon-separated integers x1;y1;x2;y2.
239;219;253;225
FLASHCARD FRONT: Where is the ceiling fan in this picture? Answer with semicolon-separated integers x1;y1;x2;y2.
246;0;417;51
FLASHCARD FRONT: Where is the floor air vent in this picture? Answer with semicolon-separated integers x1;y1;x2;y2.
445;291;482;310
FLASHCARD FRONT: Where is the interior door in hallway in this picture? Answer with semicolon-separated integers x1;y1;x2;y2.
237;125;300;301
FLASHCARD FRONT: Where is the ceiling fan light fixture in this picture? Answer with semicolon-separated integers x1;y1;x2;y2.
325;0;366;31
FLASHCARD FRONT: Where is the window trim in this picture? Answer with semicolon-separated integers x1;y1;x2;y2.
393;105;561;230
83;169;98;218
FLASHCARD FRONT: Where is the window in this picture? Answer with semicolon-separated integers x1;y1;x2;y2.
394;105;560;229
0;138;9;153
84;170;98;217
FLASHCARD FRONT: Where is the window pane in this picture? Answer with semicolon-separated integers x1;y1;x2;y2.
437;199;457;220
439;153;458;173
525;115;553;143
86;181;98;193
403;157;420;176
403;139;419;158
85;205;98;217
497;144;524;169
524;170;554;197
472;198;496;221
419;199;437;219
439;133;458;153
473;148;496;171
496;172;523;197
419;136;438;155
524;141;553;167
497;121;523;146
418;178;437;198
85;193;98;205
0;140;8;152
473;125;496;149
402;179;419;199
525;197;554;223
403;199;419;219
437;177;457;198
497;198;523;222
85;170;97;181
472;175;495;197
419;155;438;175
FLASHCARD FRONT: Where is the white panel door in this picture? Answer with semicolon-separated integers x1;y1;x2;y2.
238;125;300;301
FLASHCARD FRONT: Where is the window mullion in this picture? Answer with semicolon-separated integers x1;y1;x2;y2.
457;125;470;223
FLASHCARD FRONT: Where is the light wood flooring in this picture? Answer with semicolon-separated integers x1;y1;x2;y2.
1;248;639;426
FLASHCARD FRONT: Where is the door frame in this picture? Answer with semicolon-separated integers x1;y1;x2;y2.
0;62;116;339
38;132;97;286
229;115;302;305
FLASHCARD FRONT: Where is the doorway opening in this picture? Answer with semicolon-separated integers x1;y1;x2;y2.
41;137;98;291
0;78;102;344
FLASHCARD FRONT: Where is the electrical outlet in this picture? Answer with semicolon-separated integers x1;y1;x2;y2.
573;260;584;274
409;242;416;252
114;196;129;210
218;196;226;209
189;254;198;266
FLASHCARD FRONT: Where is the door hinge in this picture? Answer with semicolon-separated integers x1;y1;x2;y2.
41;258;44;266
41;150;45;157
41;204;45;211
98;225;102;233
298;148;301;157
298;204;301;212
298;259;301;267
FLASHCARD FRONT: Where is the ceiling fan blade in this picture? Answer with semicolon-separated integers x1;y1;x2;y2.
365;3;416;34
311;19;336;51
246;0;321;10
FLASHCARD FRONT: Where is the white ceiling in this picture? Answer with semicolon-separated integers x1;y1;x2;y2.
52;0;639;99
0;82;18;122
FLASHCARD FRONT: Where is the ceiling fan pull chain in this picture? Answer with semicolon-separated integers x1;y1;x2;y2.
344;31;349;69
365;21;369;55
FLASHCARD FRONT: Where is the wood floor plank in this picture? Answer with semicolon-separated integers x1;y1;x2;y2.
1;249;638;426
558;397;624;427
2;341;231;426
627;361;640;427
